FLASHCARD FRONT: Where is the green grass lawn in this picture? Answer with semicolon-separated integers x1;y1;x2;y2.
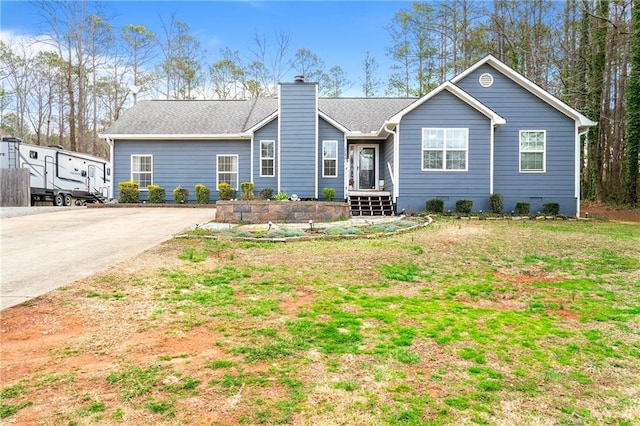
2;219;639;425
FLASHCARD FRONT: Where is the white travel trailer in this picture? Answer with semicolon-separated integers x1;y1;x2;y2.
0;137;111;206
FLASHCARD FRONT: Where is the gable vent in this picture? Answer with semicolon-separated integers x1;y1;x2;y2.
479;73;494;88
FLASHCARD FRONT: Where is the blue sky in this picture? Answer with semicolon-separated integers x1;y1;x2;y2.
1;0;413;96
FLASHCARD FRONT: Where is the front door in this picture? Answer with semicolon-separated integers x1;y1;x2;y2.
358;147;376;189
45;156;55;190
350;145;379;190
88;165;95;192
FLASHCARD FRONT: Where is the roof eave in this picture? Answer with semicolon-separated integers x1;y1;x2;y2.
99;133;251;140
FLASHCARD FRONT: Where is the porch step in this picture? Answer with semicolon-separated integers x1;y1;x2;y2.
348;194;394;216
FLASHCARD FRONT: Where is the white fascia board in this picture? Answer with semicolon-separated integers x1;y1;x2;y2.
385;82;506;128
318;111;350;134
452;55;597;128
245;111;279;134
98;133;251;140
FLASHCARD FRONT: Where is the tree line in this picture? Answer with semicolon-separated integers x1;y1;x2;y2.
0;0;638;206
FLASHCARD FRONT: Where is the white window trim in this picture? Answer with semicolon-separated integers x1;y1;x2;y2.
322;140;338;178
216;154;239;190
260;140;275;177
519;130;546;173
130;154;153;190
421;128;469;172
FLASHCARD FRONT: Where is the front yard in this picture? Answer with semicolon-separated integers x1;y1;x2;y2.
1;219;639;425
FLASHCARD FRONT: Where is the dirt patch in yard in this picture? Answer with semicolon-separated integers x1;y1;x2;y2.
581;201;640;222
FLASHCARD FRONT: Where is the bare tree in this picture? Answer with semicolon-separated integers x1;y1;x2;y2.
249;31;291;96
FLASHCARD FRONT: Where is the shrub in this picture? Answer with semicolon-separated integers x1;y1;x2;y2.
258;187;274;200
489;193;503;214
542;202;560;216
323;187;335;201
275;192;289;201
147;185;166;204
425;198;444;213
240;182;255;200
514;202;530;215
217;182;236;200
118;181;139;203
195;184;210;204
173;185;189;204
455;199;473;215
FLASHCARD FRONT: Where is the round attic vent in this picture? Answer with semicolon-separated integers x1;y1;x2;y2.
479;72;494;88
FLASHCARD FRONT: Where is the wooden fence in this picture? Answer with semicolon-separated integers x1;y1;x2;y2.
0;168;30;207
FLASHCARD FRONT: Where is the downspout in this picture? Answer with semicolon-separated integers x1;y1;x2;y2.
576;126;589;217
250;134;254;184
490;120;495;195
383;123;398;204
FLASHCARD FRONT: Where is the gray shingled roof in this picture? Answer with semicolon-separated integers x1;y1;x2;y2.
319;98;416;133
102;97;417;136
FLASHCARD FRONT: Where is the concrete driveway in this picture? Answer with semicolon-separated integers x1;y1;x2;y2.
0;206;216;311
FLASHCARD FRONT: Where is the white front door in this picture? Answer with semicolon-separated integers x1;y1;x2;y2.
350;145;379;190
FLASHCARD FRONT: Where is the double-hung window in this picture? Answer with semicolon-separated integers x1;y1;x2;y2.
131;154;152;188
422;128;468;171
323;140;338;177
217;154;238;189
519;130;545;172
260;140;275;177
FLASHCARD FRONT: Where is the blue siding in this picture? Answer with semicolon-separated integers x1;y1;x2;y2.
456;64;577;215
253;119;278;196
381;135;394;194
279;82;317;198
113;140;250;202
396;90;492;213
318;118;344;200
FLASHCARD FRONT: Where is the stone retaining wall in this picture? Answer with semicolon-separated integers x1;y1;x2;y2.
216;200;350;223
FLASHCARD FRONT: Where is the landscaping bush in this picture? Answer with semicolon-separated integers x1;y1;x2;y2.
118;181;139;203
195;184;210;204
241;182;255;200
426;198;444;213
489;193;503;214
218;182;236;200
173;185;189;204
259;187;274;200
542;202;560;216
455;199;473;215
323;187;335;201
147;184;166;204
514;202;530;215
275;192;289;201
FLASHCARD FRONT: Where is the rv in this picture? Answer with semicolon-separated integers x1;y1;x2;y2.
0;137;111;206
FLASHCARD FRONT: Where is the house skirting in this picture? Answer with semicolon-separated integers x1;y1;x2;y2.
215;200;350;223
